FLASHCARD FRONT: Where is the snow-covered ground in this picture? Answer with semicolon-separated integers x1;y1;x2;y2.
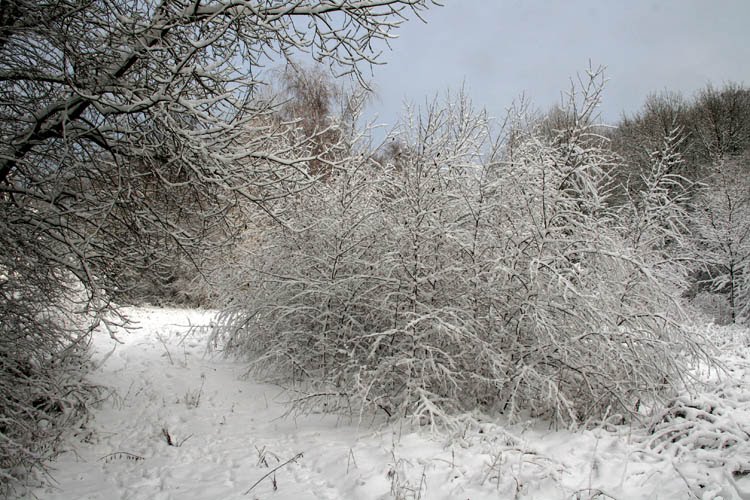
22;307;750;499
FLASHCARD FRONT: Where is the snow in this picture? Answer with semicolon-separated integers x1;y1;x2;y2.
22;307;750;499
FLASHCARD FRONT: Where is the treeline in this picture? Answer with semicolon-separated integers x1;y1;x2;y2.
612;83;749;184
608;83;750;323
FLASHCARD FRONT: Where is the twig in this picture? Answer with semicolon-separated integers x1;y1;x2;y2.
417;465;427;500
244;452;304;495
177;434;194;447
99;451;144;463
156;333;174;365
161;427;192;447
162;427;173;446
346;447;358;474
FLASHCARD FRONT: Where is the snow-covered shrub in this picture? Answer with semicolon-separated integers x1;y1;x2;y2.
647;394;750;471
636;322;750;497
0;271;99;493
214;72;710;427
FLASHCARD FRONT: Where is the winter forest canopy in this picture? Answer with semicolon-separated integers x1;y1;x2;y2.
1;0;750;495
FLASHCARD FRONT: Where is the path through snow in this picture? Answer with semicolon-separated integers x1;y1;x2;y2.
31;307;389;499
24;307;750;499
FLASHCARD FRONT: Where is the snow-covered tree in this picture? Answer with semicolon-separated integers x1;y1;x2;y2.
690;158;750;323
619;125;694;288
608;83;750;324
0;0;436;488
684;85;750;323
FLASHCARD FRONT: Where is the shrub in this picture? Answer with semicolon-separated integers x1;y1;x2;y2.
214;72;711;428
0;271;99;493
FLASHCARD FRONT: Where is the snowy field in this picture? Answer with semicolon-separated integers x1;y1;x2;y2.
22;307;750;499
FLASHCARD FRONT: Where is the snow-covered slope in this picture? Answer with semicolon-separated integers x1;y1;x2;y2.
23;307;750;499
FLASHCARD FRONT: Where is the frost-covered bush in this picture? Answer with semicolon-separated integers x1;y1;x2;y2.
215;72;710;427
0;271;99;493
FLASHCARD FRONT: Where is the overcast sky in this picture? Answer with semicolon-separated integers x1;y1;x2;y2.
362;0;750;132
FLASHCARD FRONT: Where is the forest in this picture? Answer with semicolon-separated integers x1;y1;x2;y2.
1;0;749;497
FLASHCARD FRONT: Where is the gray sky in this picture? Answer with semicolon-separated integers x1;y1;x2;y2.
363;0;750;132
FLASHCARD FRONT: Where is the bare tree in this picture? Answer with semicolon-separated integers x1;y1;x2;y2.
685;85;750;323
690;83;750;163
689;157;750;323
272;63;361;179
0;0;436;489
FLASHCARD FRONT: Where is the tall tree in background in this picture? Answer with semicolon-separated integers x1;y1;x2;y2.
273;64;366;180
690;83;750;164
0;0;435;488
686;84;750;323
689;156;750;323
